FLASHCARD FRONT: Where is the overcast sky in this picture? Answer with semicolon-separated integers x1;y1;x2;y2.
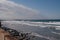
0;0;60;19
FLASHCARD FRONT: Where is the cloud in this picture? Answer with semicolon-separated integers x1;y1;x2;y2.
0;0;43;19
0;0;7;3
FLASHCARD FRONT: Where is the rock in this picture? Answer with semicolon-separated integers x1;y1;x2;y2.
0;28;18;40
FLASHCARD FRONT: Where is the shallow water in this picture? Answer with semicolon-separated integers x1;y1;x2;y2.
1;21;60;40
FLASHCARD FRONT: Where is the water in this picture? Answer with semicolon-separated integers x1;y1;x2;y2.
1;20;60;40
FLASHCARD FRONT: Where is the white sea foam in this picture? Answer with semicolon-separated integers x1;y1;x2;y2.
1;21;60;40
30;32;53;40
2;21;60;28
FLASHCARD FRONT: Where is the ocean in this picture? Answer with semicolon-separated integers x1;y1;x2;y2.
1;20;60;40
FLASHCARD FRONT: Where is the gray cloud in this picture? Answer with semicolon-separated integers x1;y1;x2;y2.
0;0;45;19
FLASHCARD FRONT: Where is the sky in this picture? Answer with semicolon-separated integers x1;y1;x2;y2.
0;0;60;19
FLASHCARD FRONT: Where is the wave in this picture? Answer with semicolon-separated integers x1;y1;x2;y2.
1;21;60;40
2;21;60;28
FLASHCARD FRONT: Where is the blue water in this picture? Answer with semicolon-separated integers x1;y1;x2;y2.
15;19;60;22
1;20;60;40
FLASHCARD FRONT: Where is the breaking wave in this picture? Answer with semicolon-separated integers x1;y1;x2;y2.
2;21;60;28
1;21;60;40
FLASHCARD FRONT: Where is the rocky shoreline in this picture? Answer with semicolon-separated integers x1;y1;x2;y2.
0;26;36;40
0;21;35;40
